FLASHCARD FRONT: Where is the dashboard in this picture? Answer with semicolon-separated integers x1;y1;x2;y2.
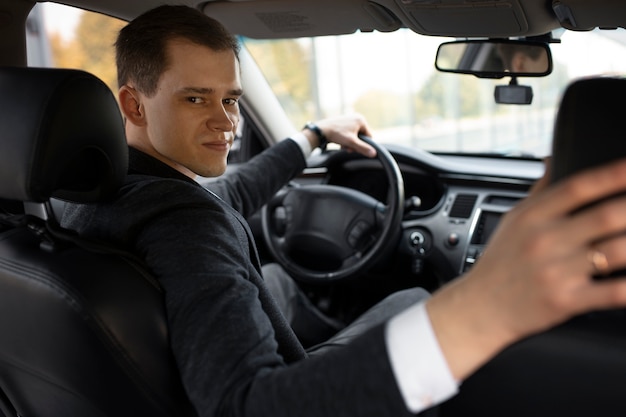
301;144;544;284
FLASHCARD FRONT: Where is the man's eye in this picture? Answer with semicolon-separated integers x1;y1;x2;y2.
188;97;205;104
224;98;239;106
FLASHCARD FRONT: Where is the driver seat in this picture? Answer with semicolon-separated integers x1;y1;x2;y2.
0;67;195;416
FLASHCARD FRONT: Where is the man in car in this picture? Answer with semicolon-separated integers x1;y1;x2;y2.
497;42;550;74
62;5;626;417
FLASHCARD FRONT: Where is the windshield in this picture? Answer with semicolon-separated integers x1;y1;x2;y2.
243;29;626;158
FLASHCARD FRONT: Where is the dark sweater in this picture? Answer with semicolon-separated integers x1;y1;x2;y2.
62;140;412;417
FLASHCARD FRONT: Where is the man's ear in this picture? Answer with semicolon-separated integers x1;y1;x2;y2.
118;85;146;126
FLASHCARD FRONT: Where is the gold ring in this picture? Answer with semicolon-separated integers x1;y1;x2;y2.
589;249;609;275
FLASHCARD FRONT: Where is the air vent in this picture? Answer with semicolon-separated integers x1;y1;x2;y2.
485;195;521;207
449;194;478;219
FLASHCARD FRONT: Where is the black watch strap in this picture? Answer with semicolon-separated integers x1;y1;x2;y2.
304;122;328;151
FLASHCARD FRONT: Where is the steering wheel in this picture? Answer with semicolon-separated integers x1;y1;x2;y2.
261;135;404;283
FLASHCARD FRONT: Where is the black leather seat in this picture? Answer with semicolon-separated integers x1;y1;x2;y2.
440;77;626;416
0;67;194;417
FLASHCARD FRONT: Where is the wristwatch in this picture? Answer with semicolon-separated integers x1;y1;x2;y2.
303;122;328;151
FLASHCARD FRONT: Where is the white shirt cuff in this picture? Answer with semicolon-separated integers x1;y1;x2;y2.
385;301;459;413
288;132;313;159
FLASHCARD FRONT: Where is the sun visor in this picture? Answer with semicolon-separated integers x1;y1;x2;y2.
202;0;402;39
552;0;626;31
391;0;529;37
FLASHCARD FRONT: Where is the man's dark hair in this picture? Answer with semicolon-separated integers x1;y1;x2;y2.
115;5;241;96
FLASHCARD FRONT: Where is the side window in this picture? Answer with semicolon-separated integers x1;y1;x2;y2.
27;3;124;95
227;111;268;164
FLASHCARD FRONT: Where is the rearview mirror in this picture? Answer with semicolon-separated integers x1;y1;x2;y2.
435;40;553;78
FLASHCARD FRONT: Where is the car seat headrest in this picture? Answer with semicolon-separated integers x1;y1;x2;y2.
551;77;626;184
0;67;127;203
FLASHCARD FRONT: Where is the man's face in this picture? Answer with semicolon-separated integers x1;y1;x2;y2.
510;49;549;74
135;38;242;178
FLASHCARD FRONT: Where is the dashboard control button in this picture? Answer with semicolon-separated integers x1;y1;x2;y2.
447;232;460;246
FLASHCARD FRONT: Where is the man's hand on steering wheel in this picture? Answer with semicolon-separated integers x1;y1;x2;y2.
302;114;377;158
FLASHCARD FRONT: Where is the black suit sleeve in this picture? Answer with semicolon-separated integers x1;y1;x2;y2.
205;139;307;218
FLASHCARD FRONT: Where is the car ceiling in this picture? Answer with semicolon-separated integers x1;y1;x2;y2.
1;0;625;67
11;0;626;38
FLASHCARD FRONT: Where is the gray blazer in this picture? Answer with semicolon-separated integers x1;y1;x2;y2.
62;140;414;417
